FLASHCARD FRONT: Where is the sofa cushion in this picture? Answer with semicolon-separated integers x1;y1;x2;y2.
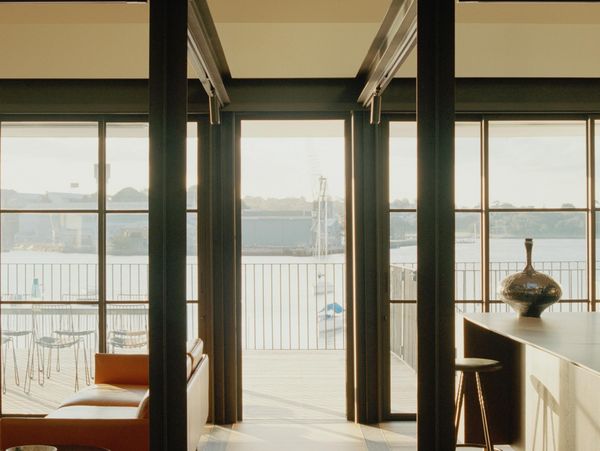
46;405;140;420
186;354;193;380
186;339;204;374
95;354;148;385
60;384;147;408
136;390;150;419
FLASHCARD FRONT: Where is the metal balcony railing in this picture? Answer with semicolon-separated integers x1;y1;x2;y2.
0;260;591;356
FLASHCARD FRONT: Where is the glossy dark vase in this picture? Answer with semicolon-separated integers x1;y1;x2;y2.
499;238;562;317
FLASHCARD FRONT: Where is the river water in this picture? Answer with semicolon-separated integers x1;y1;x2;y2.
0;238;590;350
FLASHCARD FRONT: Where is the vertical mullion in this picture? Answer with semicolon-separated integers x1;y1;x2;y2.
98;121;107;353
0;121;3;416
381;118;392;419
481;119;490;313
587;118;596;312
197;118;213;421
194;120;201;337
344;116;354;421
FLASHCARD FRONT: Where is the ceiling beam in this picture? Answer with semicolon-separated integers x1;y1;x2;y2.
187;0;231;109
458;0;600;2
0;0;146;2
356;0;416;107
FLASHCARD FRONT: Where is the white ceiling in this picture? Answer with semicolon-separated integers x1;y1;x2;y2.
1;2;600;79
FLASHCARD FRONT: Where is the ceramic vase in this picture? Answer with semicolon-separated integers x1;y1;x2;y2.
499;238;562;317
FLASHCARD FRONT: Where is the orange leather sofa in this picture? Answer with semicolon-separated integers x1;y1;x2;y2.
0;339;209;451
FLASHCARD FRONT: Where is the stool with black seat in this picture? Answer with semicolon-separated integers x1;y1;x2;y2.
455;357;503;451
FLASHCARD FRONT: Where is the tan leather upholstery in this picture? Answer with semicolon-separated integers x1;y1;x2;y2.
187;339;204;371
187;355;209;451
47;406;139;420
136;390;150;419
1;349;208;451
95;353;149;385
0;418;149;451
60;384;147;407
187;339;204;355
186;353;193;380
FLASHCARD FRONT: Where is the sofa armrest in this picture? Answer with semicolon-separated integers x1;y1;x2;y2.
1;417;149;451
95;353;148;385
187;355;209;451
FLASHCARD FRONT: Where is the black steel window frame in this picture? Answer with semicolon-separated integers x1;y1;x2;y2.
234;112;354;420
0;115;205;416
383;112;599;420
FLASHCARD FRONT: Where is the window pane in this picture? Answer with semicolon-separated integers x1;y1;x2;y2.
1;213;98;302
456;213;481;301
1;123;98;210
455;122;481;209
489;121;586;208
240;119;346;419
595;121;600;206
187;122;198;209
187;212;198;301
389;122;416;208
106;214;148;301
489;212;586;301
390;212;416;300
2;303;98;414
188;302;199;341
241;119;346;349
596;212;600;301
107;303;148;354
106;123;149;210
390;303;416;414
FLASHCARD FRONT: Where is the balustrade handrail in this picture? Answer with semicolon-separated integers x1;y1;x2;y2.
0;260;592;354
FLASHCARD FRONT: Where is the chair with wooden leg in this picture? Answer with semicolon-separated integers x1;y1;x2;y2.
455;357;502;451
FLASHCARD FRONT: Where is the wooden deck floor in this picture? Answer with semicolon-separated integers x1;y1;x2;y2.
0;348;416;416
243;350;416;420
2;345;94;414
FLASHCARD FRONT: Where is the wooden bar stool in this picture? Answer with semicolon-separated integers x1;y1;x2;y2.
455;357;502;451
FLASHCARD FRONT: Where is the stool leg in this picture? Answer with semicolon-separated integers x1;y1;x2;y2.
454;371;465;443
475;372;494;451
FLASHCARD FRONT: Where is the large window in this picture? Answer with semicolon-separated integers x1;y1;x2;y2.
388;121;417;416
387;117;593;418
487;121;587;311
0;121;201;414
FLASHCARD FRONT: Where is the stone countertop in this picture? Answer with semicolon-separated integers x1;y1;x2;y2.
464;312;600;376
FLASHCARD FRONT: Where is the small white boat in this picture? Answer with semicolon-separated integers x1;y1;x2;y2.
318;302;344;334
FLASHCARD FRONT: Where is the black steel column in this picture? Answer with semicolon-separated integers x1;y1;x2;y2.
351;110;386;423
416;0;455;449
344;117;356;422
148;0;188;449
210;112;239;424
198;119;214;421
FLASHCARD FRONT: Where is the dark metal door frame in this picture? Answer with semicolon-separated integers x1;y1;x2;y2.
232;112;354;421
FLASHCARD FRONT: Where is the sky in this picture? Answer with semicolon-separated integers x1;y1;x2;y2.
0;120;591;209
0;123;197;198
